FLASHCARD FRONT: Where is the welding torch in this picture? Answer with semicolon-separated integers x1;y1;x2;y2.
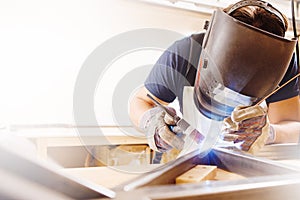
147;94;205;151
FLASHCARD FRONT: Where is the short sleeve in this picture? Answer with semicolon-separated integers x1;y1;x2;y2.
144;37;192;103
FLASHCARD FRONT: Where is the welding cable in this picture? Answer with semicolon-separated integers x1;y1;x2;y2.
291;0;299;70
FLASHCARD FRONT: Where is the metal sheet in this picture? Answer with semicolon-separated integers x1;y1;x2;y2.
113;174;300;200
113;147;300;200
0;138;115;199
116;147;299;192
255;143;300;160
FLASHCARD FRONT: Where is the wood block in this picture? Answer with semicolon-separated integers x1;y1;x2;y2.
176;165;217;184
214;169;246;181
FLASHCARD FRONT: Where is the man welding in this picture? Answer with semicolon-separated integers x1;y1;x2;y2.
129;0;300;157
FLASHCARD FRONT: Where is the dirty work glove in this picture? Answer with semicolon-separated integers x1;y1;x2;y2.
139;107;185;152
221;104;274;154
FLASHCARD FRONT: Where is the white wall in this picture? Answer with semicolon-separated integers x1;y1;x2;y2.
0;0;209;126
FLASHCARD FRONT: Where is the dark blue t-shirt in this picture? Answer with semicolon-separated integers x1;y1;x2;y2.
145;32;299;111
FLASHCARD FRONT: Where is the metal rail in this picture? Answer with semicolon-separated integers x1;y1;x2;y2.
115;147;300;192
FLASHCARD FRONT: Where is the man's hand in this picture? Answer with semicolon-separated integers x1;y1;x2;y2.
139;107;184;152
221;104;274;153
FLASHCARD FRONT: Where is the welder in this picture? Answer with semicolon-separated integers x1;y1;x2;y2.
129;0;300;157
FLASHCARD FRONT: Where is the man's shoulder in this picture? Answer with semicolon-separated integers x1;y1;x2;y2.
169;32;205;55
190;32;206;44
174;32;205;45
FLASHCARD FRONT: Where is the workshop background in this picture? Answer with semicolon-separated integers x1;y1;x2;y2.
0;1;299;199
0;0;212;167
0;0;298;166
0;0;297;124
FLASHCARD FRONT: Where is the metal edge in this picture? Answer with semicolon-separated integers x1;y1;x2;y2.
113;173;300;200
114;147;300;192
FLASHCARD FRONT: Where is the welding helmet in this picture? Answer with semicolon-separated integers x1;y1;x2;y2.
194;2;297;121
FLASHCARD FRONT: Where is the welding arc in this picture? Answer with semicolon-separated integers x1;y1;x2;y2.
256;72;300;105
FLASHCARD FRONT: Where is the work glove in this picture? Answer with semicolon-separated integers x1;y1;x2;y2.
221;104;275;154
139;106;185;152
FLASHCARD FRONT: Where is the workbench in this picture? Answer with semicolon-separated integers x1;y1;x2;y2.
2;130;300;200
62;165;161;189
62;164;246;189
8;126;147;159
62;144;300;199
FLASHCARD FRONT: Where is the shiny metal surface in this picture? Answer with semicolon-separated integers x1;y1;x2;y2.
0;142;115;199
255;143;300;160
114;174;300;200
113;147;300;200
115;147;300;191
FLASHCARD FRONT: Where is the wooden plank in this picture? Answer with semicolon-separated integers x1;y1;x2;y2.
176;165;217;184
214;168;246;181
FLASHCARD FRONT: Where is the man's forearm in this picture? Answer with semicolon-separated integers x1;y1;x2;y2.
129;97;154;129
271;121;300;143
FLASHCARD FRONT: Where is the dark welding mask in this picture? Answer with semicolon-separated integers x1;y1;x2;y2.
194;5;297;121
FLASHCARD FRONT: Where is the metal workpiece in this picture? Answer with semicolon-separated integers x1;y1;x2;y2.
114;148;205;191
0;136;115;200
113;174;300;200
113;147;300;200
209;147;300;176
255;143;300;160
